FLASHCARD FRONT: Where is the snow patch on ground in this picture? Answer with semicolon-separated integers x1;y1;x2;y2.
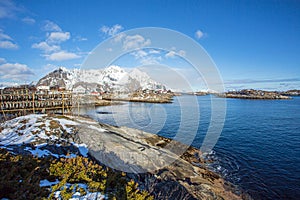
26;147;55;158
0;114;73;145
87;125;107;132
40;179;60;187
0;114;89;158
70;192;106;200
24;144;78;158
73;143;89;157
71;117;98;125
52;183;106;200
0;114;109;199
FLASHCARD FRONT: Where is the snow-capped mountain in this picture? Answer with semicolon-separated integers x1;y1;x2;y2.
36;66;166;92
129;68;164;90
36;67;75;90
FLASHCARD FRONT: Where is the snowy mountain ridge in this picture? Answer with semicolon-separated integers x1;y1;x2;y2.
37;65;166;92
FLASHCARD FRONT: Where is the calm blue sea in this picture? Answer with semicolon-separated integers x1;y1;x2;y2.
90;95;300;199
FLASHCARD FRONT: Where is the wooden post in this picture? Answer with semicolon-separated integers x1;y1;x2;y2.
67;91;71;114
23;89;26;116
32;92;35;114
77;94;80;117
62;91;64;115
0;93;5;120
1;102;6;120
68;91;71;116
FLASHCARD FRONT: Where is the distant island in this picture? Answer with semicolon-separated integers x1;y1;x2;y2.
217;89;297;100
178;89;300;100
280;89;300;96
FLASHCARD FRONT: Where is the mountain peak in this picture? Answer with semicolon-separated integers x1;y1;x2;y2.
130;68;150;79
36;65;166;92
57;66;68;72
103;65;124;73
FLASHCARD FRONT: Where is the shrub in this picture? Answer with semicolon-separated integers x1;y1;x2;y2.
0;148;49;199
126;179;154;200
49;156;107;198
0;148;154;200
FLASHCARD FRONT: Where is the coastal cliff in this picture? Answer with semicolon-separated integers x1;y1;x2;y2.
0;114;248;199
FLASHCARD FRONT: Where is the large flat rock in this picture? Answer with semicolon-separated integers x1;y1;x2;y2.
74;116;245;200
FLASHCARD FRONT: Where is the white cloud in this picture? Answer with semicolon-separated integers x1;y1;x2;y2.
100;24;123;36
0;0;22;19
0;30;12;40
195;30;204;39
112;32;126;43
45;51;80;61
165;49;186;58
0;58;6;63
74;63;82;67
33;22;82;61
43;63;59;73
178;50;186;57
22;17;35;25
0;40;18;49
165;51;176;58
0;81;19;88
123;34;151;50
149;49;161;54
0;62;34;81
131;50;148;58
73;35;87;42
131;49;162;65
42;20;62;32
47;31;70;43
32;41;60;53
139;56;161;65
0;29;18;49
32;24;68;53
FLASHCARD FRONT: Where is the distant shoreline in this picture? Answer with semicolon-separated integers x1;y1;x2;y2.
102;97;173;103
217;89;294;100
179;89;300;100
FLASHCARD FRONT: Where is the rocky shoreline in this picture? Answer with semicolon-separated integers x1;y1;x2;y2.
0;114;251;199
218;89;291;100
102;91;174;103
77;118;249;199
280;89;300;96
102;97;173;104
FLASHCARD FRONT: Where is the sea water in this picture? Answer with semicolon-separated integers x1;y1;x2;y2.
91;95;300;199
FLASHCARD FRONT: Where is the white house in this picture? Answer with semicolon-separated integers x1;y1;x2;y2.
37;85;50;91
73;85;86;94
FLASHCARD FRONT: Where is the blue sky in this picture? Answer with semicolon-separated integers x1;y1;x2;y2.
0;0;299;91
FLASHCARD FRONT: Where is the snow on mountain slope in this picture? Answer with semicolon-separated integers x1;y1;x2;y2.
76;69;103;84
129;68;165;90
101;65;128;85
37;67;78;90
36;66;165;92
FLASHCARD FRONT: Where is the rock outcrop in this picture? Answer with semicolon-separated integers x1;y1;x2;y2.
0;114;250;199
75;116;246;199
